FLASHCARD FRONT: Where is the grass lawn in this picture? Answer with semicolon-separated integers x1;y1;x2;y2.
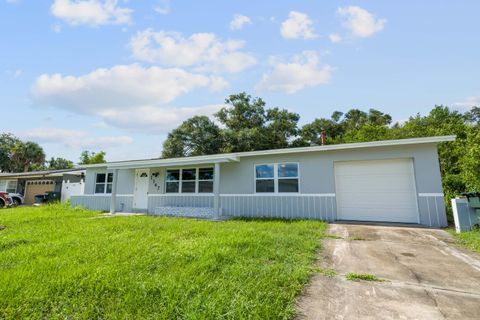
0;203;326;319
450;229;480;253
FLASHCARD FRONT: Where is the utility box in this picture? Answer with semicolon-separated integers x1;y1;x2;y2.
452;196;480;233
462;192;480;209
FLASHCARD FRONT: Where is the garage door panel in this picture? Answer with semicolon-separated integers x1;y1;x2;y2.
335;159;419;223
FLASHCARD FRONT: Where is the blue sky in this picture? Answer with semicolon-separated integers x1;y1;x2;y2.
1;1;479;162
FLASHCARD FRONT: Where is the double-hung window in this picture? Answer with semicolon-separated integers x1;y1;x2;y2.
255;163;299;193
0;180;17;193
95;173;113;194
165;168;214;194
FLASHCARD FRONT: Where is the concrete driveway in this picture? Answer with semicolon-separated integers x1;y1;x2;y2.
296;223;480;319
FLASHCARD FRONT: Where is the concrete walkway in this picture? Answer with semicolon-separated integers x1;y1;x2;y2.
296;224;480;319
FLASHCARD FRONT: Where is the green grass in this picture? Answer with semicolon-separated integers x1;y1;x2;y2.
345;273;384;282
347;235;366;241
324;234;343;239
0;203;326;319
449;229;480;253
315;268;337;277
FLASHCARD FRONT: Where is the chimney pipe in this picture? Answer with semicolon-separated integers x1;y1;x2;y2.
320;129;326;146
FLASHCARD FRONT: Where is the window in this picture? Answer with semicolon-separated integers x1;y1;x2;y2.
165;168;214;193
0;180;17;193
165;170;180;193
278;163;299;192
255;163;299;193
95;173;113;194
181;169;196;193
255;164;274;193
198;168;214;193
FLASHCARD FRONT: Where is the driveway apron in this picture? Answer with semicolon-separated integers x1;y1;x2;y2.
296;224;480;319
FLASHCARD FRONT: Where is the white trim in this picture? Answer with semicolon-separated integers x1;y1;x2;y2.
220;193;335;197
148;193;214;197
94;172;114;194
83;194;133;197
254;162;300;194
147;193;335;197
165;167;214;195
418;193;444;197
79;135;456;169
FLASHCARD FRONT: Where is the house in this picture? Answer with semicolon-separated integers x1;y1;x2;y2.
71;136;455;227
0;168;85;205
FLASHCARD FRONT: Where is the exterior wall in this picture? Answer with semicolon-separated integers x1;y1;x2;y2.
74;143;447;227
71;195;133;212
221;194;336;220
84;168;135;195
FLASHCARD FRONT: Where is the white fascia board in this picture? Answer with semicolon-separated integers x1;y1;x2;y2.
82;135;456;170
105;156;240;170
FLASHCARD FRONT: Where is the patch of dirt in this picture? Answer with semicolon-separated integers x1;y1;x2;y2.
0;225;5;231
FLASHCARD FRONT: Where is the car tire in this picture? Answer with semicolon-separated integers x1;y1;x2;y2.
12;198;21;207
0;199;5;209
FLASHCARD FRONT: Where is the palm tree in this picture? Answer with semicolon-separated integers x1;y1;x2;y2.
11;141;46;172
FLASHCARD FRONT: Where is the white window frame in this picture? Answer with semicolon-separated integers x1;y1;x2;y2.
165;167;214;194
0;180;17;193
94;172;113;194
254;162;300;194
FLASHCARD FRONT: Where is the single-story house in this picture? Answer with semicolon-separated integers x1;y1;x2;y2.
71;136;455;227
0;168;85;204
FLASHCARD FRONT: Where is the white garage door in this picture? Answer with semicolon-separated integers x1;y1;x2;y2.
335;159;419;223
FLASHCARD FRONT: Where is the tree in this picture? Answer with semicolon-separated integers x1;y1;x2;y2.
162;116;224;158
0;133;20;172
215;92;300;152
10;141;46;172
48;157;75;170
216;93;268;152
79;151;106;165
298;111;344;146
465;106;480;124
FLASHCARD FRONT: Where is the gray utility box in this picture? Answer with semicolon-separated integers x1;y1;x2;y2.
453;192;480;233
462;192;480;210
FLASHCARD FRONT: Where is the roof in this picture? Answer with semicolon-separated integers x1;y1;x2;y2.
80;135;456;170
0;168;85;179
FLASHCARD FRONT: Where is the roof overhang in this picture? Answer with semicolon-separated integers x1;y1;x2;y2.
0;169;85;179
85;155;241;170
79;135;456;170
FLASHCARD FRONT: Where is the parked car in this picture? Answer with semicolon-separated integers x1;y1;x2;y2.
0;192;12;208
8;193;24;206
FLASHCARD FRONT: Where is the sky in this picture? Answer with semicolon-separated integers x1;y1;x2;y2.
1;1;479;163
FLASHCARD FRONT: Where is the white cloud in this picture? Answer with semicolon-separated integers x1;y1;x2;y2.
31;64;227;132
19;128;133;149
51;0;132;26
6;0;20;4
230;14;252;30
337;6;386;38
280;11;316;40
129;29;256;74
255;51;334;94
98;104;224;131
329;33;342;43
154;0;170;14
454;96;480;109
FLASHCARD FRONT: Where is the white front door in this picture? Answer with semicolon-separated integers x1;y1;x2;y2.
334;158;419;223
133;169;149;209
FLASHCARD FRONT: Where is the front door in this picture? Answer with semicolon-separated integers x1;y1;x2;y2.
133;169;149;210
